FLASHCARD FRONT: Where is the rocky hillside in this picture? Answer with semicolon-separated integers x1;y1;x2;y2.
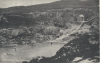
0;7;99;47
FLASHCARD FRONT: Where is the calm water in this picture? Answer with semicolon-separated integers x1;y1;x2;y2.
0;42;65;63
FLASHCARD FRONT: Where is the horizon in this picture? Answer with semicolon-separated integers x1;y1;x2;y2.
0;0;61;8
0;0;95;8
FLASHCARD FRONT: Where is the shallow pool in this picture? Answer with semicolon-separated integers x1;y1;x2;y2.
0;42;65;63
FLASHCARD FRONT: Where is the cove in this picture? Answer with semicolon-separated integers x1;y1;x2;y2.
0;42;65;63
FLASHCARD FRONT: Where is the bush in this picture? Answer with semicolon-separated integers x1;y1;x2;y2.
43;26;60;35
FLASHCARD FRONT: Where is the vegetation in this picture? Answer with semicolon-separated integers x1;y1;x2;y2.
0;1;99;62
0;7;98;46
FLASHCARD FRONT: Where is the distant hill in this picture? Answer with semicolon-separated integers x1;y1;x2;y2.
0;0;98;28
0;0;99;14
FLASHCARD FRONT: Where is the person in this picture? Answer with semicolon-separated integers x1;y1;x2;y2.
51;42;52;45
14;47;16;51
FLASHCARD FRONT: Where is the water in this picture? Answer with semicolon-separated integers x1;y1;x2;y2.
0;42;65;63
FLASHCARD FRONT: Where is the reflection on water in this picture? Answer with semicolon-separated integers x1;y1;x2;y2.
0;42;65;63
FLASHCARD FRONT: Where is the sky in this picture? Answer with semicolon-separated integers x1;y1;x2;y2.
0;0;60;8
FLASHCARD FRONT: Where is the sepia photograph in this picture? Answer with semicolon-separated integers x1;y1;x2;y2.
0;0;99;63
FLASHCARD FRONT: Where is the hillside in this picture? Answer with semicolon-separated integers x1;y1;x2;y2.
0;0;98;28
0;7;99;45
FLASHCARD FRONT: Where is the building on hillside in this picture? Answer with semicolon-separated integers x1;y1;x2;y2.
77;14;84;21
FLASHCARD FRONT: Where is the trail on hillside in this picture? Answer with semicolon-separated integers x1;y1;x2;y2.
48;14;98;42
50;21;85;42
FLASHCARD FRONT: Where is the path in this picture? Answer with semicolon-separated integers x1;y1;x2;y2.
47;14;98;43
51;21;85;42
